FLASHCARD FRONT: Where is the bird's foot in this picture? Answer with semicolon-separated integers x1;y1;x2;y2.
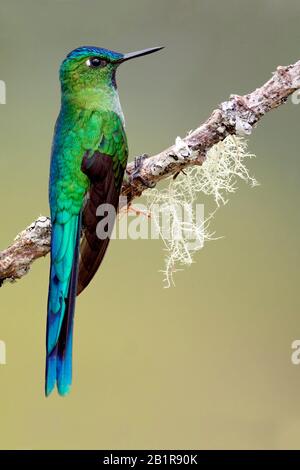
127;154;156;189
173;169;187;180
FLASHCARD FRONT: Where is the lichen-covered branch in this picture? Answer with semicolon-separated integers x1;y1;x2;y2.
0;217;51;285
1;58;300;284
123;60;300;201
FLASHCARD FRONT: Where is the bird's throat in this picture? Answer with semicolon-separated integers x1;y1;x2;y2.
62;85;124;124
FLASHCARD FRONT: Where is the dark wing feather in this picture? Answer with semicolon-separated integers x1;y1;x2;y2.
77;151;123;295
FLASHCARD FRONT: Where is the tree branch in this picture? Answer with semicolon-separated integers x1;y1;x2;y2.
1;59;300;284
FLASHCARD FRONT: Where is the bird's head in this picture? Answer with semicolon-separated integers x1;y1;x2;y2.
59;46;163;98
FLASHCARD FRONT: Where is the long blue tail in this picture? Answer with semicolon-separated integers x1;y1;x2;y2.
45;213;81;396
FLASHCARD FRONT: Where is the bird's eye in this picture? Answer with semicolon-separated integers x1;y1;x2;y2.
86;57;107;68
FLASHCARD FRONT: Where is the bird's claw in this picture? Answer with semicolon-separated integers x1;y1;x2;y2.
173;169;187;180
127;154;156;188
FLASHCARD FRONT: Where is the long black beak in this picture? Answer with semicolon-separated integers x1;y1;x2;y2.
119;46;164;63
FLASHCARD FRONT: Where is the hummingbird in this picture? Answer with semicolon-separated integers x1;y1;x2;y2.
46;45;163;396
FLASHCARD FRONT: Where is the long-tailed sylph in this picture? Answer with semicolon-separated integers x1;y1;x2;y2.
46;45;163;396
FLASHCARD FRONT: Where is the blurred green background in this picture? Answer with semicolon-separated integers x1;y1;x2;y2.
0;0;300;450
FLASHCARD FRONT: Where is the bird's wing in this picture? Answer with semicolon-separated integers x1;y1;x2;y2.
77;111;128;295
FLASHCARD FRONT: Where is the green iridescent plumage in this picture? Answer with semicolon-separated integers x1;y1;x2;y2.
46;45;162;396
50;108;127;217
